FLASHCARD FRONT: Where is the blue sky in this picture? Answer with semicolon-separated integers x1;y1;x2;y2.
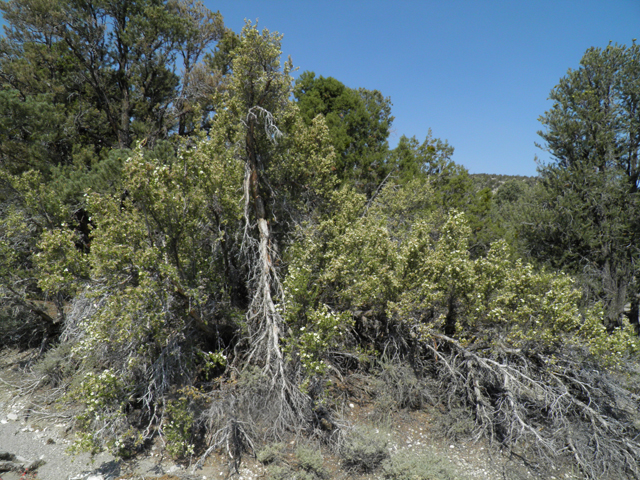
1;1;638;176
208;0;639;176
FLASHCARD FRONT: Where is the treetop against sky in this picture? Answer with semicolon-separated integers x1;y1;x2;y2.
1;0;638;176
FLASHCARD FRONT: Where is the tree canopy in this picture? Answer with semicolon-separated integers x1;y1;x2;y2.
293;71;393;194
1;7;639;477
519;41;640;328
0;0;224;174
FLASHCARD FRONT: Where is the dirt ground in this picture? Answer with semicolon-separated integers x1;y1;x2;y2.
0;348;575;480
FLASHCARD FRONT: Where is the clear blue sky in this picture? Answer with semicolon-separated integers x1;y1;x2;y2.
208;0;639;176
1;1;638;176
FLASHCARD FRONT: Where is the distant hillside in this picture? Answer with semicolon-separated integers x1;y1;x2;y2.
470;173;538;192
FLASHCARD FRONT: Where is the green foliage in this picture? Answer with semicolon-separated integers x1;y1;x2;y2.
283;181;432;316
388;131;455;184
199;350;227;380
0;88;66;175
387;133;476;212
283;302;352;376
213;23;337;224
387;136;505;255
26;21;339;455
340;426;390;473
381;450;462;480
525;41;640;327
294;71;393;194
0;200;40;286
207;22;338;393
0;166;89;343
492;177;529;205
32;136;245;454
0;0;223;172
206;27;240;76
470;173;537;193
294;445;327;479
163;389;200;459
3;12;639;477
47;149;128;205
68;369;130;456
282;177;636;362
35;228;89;297
391;211;636;356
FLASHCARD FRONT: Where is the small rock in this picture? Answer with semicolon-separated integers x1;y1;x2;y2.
26;459;46;471
6;413;18;421
0;460;23;472
46;438;55;445
86;475;105;480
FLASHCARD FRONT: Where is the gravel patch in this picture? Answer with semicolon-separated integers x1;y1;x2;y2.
0;402;118;480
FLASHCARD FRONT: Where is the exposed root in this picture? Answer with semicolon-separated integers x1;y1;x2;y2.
196;365;311;472
197;417;256;474
422;333;640;479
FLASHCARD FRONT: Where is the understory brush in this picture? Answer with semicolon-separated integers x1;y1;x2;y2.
381;450;462;480
369;359;435;421
339;425;390;473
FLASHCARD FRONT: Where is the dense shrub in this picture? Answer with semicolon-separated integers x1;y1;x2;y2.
382;450;463;480
340;426;390;473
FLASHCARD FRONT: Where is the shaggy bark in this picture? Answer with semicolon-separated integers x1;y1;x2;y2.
236;106;309;437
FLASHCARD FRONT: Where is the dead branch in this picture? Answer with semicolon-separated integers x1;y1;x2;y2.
235;103;312;445
419;332;640;479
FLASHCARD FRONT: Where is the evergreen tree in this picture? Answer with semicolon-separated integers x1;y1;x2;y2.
0;0;225;349
0;0;224;173
523;42;640;327
29;21;337;453
293;71;393;194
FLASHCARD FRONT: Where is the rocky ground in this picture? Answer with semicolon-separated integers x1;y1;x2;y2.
0;404;506;480
0;348;577;480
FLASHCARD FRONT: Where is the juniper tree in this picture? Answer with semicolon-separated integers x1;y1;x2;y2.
31;21;336;454
293;71;393;195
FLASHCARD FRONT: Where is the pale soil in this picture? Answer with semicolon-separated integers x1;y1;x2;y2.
0;348;575;480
